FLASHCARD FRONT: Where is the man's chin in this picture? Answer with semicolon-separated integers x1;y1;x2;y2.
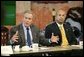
58;22;63;24
25;24;30;27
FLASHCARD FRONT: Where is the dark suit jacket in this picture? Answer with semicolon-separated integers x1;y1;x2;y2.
7;23;42;48
44;22;77;46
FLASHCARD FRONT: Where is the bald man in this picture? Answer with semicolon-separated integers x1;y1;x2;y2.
44;9;77;46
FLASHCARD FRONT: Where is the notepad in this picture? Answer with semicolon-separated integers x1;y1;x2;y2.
1;46;13;55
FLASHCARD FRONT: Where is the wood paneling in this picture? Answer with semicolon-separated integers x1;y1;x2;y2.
31;4;52;30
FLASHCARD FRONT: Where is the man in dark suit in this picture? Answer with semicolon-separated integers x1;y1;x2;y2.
44;9;77;46
7;11;42;48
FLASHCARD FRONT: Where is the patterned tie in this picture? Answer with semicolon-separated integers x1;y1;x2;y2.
59;25;69;46
26;28;32;47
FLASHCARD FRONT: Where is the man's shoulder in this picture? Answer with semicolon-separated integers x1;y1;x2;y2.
10;24;22;30
30;24;37;28
64;22;72;29
46;22;56;27
30;24;40;31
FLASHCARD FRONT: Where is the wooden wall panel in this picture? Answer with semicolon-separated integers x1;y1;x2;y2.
32;4;52;30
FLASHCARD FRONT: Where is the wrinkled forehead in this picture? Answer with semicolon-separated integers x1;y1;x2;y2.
24;13;33;18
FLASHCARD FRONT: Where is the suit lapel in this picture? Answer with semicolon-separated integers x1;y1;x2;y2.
54;22;62;44
18;24;26;46
30;24;39;43
63;23;70;42
30;25;36;43
55;22;62;37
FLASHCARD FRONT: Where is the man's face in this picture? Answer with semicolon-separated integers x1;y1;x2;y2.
56;10;66;24
23;13;33;27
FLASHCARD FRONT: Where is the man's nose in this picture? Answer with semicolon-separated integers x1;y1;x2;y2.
26;20;30;22
60;16;63;19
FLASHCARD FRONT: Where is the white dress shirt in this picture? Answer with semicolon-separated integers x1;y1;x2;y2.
22;23;33;46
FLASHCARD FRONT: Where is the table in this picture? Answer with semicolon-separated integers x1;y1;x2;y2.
2;45;83;56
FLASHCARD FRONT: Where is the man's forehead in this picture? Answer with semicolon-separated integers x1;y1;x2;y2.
24;13;33;17
58;10;66;14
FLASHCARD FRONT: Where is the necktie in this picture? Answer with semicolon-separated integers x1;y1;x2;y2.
26;28;32;47
59;25;69;46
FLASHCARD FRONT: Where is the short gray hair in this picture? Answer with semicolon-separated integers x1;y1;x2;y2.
23;10;33;14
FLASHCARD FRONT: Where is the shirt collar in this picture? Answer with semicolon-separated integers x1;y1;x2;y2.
22;23;31;30
56;22;63;27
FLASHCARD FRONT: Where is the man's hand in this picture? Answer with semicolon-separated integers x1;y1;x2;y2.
11;31;19;42
50;33;59;43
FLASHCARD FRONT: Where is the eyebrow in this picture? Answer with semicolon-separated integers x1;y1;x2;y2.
25;17;32;19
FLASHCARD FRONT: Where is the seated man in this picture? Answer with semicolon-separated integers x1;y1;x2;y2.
7;10;43;48
44;9;77;46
